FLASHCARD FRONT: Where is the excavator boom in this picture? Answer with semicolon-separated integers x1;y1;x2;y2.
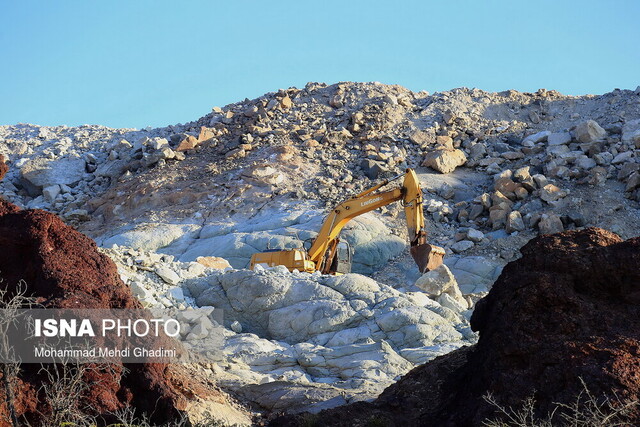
249;169;444;274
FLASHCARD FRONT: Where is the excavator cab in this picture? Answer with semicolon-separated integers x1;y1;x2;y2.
329;241;352;275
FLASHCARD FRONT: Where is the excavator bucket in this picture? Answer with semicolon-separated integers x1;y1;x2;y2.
410;243;445;274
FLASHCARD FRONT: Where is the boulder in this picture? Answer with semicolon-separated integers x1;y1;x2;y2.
20;156;86;189
505;211;525;233
538;213;564;234
574;120;606;143
422;149;467;174
621;119;640;148
197;256;232;270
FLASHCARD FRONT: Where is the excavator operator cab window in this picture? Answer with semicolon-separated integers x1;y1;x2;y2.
332;241;352;274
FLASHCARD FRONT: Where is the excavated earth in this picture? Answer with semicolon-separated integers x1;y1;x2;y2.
272;227;640;426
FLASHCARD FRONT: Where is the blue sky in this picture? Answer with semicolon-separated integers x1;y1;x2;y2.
1;0;638;129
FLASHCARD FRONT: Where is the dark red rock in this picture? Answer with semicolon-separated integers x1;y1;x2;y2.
0;166;186;425
272;228;640;426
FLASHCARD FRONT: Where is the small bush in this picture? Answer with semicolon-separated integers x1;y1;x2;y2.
483;378;638;427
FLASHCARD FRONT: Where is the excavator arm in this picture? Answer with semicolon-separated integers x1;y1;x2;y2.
249;168;444;274
307;169;444;273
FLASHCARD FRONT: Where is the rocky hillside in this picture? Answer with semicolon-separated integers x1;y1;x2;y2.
1;82;639;420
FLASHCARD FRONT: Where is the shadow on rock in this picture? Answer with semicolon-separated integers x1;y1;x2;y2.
271;227;640;426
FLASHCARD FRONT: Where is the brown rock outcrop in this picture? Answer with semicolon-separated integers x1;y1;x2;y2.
0;155;7;181
273;228;640;426
0;168;186;425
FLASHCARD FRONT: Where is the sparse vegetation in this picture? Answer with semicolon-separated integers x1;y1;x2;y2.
0;279;39;427
482;379;639;427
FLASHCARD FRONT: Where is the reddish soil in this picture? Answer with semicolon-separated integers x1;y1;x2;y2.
272;228;640;426
0;164;188;426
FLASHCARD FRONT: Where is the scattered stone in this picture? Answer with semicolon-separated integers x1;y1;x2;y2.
451;240;474;253
587;166;608;185
197;256;232;270
466;229;484;243
505;211;525;233
547;132;572;146
501;151;524;160
617;162;639;180
155;266;181;285
532;174;548;188
566;211;587;227
522;131;550;145
621;119;640;148
539;184;567;203
575;156;596;170
42;184;61;202
422;149;467;174
612;151;634;165
469;143;487;159
177;135;199;151
360;159;386;179
538;214;564;234
409;129;436;147
574;120;606;143
230;321;243;333
626;172;640;192
489;208;509;230
415;264;467;308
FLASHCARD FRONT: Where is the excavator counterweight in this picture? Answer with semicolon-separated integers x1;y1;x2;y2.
249;168;444;274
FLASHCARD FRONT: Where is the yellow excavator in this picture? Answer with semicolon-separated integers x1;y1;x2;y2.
249;168;445;275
